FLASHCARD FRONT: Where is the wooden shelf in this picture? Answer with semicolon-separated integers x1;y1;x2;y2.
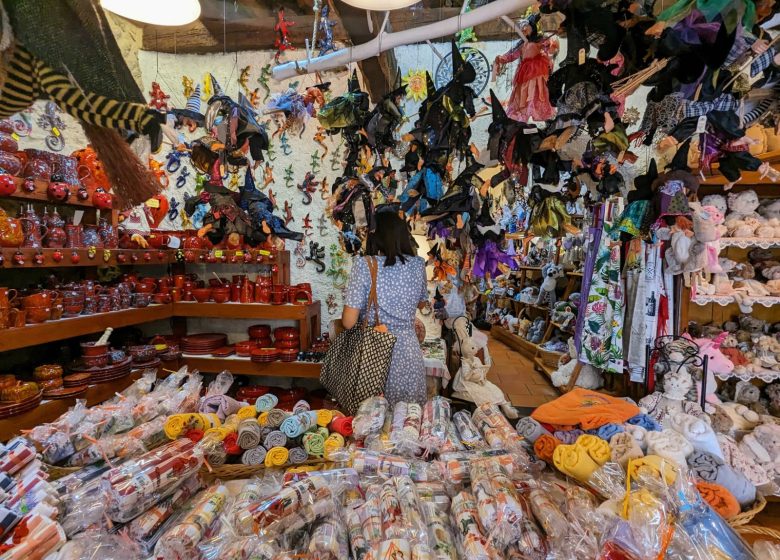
0;370;142;441
8;177;107;208
0;305;172;352
567;271;583;277
550;321;574;334
699;150;780;185
181;355;321;378
1;247;174;268
491;325;540;360
172;301;319;320
534;356;557;379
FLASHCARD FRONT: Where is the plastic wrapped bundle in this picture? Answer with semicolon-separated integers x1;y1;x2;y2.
359;486;384;546
420;397;451;452
450;491;501;560
353;397;389;440
452;411;486;450
127;474;202;547
0;513;66;560
240;469;359;537
436;450;516;487
352;449;435;482
420;500;457;560
469;456;526;549
390;402;408;443
472;404;524;452
307;516;350;559
154;484;229;559
0;438;36;475
441;421;466;453
346;507;372;560
102;439;203;523
528;488;568;540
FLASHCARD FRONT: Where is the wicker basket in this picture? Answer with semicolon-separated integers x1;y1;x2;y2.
729;493;767;527
44;463;81;481
736;524;780;545
538;348;564;368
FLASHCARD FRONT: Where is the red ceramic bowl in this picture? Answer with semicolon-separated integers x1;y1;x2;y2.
191;288;212;303
152;293;171;305
80;341;108;356
253;337;273;348
235;340;257;356
274;339;300;350
251;347;279;359
212;288;230;304
274;327;300;340
81;353;109;368
247;324;271;339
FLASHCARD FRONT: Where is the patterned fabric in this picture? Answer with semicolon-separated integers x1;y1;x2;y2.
579;224;624;373
0;43;157;133
344;255;428;405
682;94;739;118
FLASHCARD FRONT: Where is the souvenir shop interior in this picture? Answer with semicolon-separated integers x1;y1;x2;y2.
0;0;779;558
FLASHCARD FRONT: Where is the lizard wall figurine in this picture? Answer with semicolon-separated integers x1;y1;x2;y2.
280;132;292;156
318;213;329;237
262;163;274;189
305;240;326;273
267;188;278;209
310;150;320;174
257;64;272;102
299;172;318;205
284;165;294;189
302;213;313;232
238;66;251;94
319;177;330;200
284;201;294;225
313;127;329;158
329;142;342;171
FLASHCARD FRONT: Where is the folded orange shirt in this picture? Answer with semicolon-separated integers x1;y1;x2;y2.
531;388;640;429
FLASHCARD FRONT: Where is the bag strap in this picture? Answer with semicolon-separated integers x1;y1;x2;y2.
364;256;381;327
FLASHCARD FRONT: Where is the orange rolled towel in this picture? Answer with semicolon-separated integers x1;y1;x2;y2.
534;434;562;463
696;480;741;519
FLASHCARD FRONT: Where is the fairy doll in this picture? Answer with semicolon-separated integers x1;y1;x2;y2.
493;14;558;122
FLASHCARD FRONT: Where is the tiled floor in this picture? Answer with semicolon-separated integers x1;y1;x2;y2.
486;335;559;409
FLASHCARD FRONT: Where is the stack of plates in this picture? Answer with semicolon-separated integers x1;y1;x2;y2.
70;356;133;384
251;348;279;363
181;333;228;355
133;357;161;371
63;373;91;387
279;348;299;362
0;391;43;419
43;386;88;400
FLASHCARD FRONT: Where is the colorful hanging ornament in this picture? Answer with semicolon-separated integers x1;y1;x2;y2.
148;82;170;111
36;101;66;151
299;172;318;205
171;85;204;132
310;151;320;173
455;0;478;45
257;64;272;102
284;165;295;189
313;127;329;158
316;3;337;56
274;7;296;63
263;163;274;188
284;201;294;225
182;75;194;98
402;69;428;102
280;132;292;156
305;240;326;272
239;66;252;94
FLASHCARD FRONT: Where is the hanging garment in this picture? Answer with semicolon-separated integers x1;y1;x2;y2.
573;220;603;355
624;240;648;383
579;224;624;374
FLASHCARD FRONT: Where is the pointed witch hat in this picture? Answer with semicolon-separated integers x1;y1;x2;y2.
425;71;436;98
450;39;476;84
209;73;225;99
489;88;507;122
348;69;361;93
172;84;205;124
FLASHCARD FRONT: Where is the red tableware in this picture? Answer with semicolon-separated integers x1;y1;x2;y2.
43;386;88;399
212;287;230;304
191;288;212;303
279;348;299;362
270;286;287;305
211;346;236;357
25;306;51;324
81;354;109;368
63;373;91;387
274;327;300;340
253;337;273;348
274;339;300;350
153;293;172;305
247;324;271;339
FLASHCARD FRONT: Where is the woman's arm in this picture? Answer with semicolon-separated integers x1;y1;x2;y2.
341;306;360;329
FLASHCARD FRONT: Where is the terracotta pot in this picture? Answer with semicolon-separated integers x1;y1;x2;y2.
212;288;230;304
82;353;109;368
80;341;109;356
152;293;171;305
22;291;57;308
25;306;51;324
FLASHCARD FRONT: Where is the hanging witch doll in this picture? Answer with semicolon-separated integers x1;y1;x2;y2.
364;72;407;155
492;14;558;123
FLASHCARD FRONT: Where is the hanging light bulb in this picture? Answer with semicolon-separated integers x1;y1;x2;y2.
341;0;421;9
100;0;201;26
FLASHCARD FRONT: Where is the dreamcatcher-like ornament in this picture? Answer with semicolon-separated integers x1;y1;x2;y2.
434;46;490;96
402;69;428;102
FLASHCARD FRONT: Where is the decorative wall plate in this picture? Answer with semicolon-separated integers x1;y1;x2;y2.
434;46;490;96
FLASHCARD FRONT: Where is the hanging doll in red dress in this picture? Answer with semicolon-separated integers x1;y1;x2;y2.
492;14;558;123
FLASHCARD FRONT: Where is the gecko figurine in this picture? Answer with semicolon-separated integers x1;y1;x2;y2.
182;75;194;98
310;150;320;174
284;201;294;226
302;213;312;231
319;177;330;200
284;165;294;189
318;213;328;237
329;142;342;171
262;163;274;188
257;64;272;102
267;188;278;209
299;172;318;205
313;127;329;158
280;132;292;156
238;66;251;94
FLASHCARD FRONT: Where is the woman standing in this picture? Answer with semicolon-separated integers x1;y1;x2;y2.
342;211;428;405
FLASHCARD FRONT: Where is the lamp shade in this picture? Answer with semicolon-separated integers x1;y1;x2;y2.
101;0;201;26
340;0;421;10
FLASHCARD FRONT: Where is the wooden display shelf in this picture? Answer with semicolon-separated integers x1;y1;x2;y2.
8;177;107;208
534;356;557;380
181;355;321;378
699;150;780;185
0;304;172;352
0;370;142;441
491;325;540;360
173;300;321;349
0;247;173;268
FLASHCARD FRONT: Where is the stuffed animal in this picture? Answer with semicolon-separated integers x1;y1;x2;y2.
639;368;706;427
725;190;762;225
712;258;737;295
684;333;731;408
702;194;727;215
765;382;780;415
759;198;780;221
537;263;565;307
551;300;577;331
526;317;546;344
515;318;532;338
748;424;780;464
550;338;603;390
690;202;725;273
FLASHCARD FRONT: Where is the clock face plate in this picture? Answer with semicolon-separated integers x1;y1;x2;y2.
434;46;490;96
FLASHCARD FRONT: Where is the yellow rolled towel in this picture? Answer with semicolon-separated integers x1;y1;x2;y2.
204;427;231;442
316;409;334;428
164;414;188;440
324;433;345;458
203;413;222;429
575;434;611;466
627;455;678;485
237;405;257;420
257;411;269;426
222;414;241;432
265;446;289;467
553;444;599;482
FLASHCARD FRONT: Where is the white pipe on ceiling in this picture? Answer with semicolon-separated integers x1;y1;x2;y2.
271;0;530;81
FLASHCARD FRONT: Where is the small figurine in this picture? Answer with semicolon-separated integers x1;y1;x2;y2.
176;167;190;189
168;197;180;222
310;150;321;174
299;172;318;205
320;177;330;200
36;101;66;152
263;163;274;188
182;75;195;98
202;73;212;99
274;7;296;63
302;213;313;231
257;64;272;102
266;138;277;161
316;4;337;56
327;243;349;289
148;81;170;111
284;165;295;189
318;213;329;236
306;240;326;272
249;88;262;108
280;133;292;156
171;85;205;133
313;127;329;158
284;201;294;225
267;188;278;209
239;66;251;94
326;294;338;314
148;158;169;188
330;142;342;171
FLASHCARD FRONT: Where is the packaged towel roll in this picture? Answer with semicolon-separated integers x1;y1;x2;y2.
154;484;229;558
390;402;408;443
516;416;551;444
552;444;599;482
575;434;611;466
359;486;384;545
452;410;486;450
450;491;501;560
528;488;568;539
127;474;201;544
237;419;262;449
307;517;350;559
352;449;435;482
280;411;318;438
419;396;451;452
353;396;389;440
687;450;756;507
346;507;371;560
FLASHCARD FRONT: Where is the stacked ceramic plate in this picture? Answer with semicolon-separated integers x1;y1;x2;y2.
251;348;279;363
70;356;133;384
63;373;91;388
181;333;228;355
0;391;43;419
43;386;88;400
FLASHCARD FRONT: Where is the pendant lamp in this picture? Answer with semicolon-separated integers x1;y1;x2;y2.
101;0;201;26
340;0;420;9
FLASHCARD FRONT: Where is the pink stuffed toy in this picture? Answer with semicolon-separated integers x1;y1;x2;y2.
691;202;725;274
684;332;734;409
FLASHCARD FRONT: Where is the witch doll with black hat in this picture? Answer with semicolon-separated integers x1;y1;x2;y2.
317;70;370;175
364;71;407;154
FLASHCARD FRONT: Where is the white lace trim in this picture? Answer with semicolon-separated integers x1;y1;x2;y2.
720;237;780;249
716;369;780;383
691;295;780;307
